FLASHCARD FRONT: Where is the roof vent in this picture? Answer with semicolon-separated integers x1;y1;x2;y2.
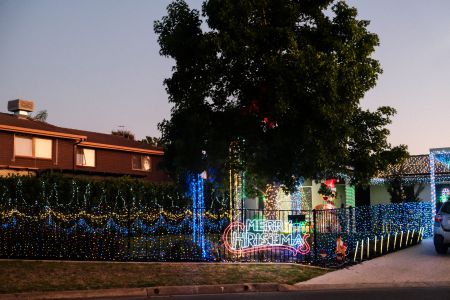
8;99;34;116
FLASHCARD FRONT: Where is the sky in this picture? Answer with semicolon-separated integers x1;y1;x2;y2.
0;0;450;155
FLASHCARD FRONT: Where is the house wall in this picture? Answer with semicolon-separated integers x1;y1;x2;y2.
370;185;392;205
0;131;169;182
417;183;431;202
0;132;11;164
335;184;346;208
369;183;432;205
75;147;168;182
244;197;259;209
0;169;36;176
311;180;322;208
0;131;73;169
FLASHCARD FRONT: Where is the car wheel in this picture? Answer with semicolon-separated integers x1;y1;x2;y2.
434;235;448;254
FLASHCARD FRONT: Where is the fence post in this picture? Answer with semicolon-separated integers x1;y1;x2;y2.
313;209;318;263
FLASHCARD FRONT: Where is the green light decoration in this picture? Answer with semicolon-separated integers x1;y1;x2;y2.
345;185;355;207
439;188;450;203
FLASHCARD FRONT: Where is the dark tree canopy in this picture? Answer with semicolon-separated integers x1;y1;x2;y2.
111;129;135;141
155;0;407;190
141;136;165;147
32;110;48;122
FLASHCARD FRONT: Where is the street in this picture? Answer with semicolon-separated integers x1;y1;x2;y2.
92;286;450;300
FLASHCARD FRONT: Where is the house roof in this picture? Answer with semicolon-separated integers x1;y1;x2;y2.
0;112;163;155
377;154;450;177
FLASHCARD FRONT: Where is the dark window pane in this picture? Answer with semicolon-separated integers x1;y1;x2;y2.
441;202;450;213
132;155;141;169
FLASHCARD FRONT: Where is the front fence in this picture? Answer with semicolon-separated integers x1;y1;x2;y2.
312;202;432;265
0;202;432;265
0;208;227;261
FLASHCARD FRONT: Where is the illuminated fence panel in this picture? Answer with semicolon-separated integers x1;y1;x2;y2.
219;202;432;264
0;177;433;265
0;203;431;264
313;202;432;264
0;207;230;261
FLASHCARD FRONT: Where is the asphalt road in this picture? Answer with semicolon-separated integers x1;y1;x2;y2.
92;286;450;300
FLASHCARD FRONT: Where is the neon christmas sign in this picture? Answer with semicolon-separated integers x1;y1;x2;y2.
223;219;311;255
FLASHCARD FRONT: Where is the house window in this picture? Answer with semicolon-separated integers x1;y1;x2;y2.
35;138;52;159
76;148;95;167
132;155;151;171
14;136;52;158
14;136;33;157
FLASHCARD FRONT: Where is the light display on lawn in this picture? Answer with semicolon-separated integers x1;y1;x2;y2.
223;219;311;256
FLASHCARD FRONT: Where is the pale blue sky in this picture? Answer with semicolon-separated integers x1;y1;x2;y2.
0;0;449;155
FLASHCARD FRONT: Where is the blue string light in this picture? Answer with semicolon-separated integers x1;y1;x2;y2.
314;202;432;261
0;174;433;264
290;178;303;213
188;173;207;259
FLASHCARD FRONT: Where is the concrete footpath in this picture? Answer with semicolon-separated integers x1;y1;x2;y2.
2;239;449;299
297;238;450;288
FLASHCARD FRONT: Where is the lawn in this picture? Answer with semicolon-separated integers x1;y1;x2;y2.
0;260;328;294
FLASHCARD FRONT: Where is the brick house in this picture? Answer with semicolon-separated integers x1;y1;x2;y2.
0;99;169;182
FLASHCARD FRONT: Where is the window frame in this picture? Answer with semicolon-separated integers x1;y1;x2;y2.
131;154;151;172
14;135;53;160
76;147;96;167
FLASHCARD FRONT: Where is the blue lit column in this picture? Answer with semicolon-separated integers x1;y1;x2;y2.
429;148;450;234
430;151;436;220
188;173;206;259
290;178;304;213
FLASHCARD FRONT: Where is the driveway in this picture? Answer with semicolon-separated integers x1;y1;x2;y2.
297;238;450;286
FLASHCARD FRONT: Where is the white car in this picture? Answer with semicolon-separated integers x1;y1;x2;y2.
434;201;450;254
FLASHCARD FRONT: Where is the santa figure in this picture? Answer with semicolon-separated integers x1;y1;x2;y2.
335;235;347;262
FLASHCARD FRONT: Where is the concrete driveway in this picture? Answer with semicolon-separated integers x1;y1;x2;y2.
297;238;450;286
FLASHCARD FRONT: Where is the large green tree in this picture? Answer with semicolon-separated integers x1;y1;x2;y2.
155;0;407;190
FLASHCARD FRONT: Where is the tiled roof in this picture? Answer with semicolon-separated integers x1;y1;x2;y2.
378;154;450;177
0;112;162;152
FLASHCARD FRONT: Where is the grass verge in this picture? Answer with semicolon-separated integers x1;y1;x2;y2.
0;260;328;294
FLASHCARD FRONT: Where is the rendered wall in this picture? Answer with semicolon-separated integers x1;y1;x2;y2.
370;185;392;205
417;183;431;202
